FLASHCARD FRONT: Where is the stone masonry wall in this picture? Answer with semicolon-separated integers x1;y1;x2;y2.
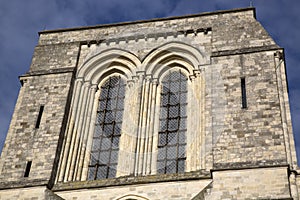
206;167;291;199
0;72;73;187
30;43;79;72
0;7;297;200
55;179;211;200
38;8;276;54
0;186;63;200
211;51;288;168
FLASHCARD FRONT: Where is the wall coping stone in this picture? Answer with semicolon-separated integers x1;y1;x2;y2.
38;8;255;35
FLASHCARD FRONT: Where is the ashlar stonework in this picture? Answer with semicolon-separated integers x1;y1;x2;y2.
0;7;299;200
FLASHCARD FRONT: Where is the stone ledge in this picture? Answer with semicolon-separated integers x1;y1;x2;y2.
213;160;288;170
20;67;75;78
53;170;211;191
0;179;48;190
211;45;281;57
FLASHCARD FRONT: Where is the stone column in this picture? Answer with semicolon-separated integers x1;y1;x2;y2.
75;84;97;181
150;80;161;174
58;78;82;182
187;74;196;172
67;81;90;181
117;78;139;177
145;78;158;175
134;72;145;176
82;86;101;181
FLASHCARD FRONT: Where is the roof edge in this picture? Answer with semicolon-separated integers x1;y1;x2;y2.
38;7;255;35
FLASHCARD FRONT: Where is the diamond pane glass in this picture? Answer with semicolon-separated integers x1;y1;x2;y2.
157;161;165;174
103;124;113;136
168;132;177;145
180;106;187;117
180;81;187;91
88;167;96;180
179;118;187;129
158;133;167;147
99;88;108;100
173;82;181;91
112;137;120;148
168;118;179;131
99;151;110;164
100;138;111;151
108;167;116;178
178;145;186;158
169;93;178;105
104;111;114;123
115;111;123;122
88;76;125;180
180;92;187;101
178;132;186;144
157;70;187;174
161;93;168;106
110;150;118;164
169;106;179;118
167;146;177;159
159;120;167;131
90;152;99;165
157;148;166;160
178;160;185;173
110;98;117;109
97;166;107;179
160;107;168;119
117;99;124;109
92;139;101;151
94;125;102;136
166;161;176;174
96;112;104;124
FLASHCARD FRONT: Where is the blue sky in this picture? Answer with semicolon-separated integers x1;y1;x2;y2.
0;0;299;162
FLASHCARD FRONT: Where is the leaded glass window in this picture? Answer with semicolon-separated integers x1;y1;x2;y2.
88;76;126;180
157;70;187;174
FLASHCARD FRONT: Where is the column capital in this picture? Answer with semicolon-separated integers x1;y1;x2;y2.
90;84;98;90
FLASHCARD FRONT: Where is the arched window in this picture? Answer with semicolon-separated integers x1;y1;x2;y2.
88;76;126;180
157;70;187;174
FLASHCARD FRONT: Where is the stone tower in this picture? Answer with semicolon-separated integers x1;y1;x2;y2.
0;7;299;199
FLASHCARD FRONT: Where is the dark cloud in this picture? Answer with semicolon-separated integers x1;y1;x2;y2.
0;0;299;163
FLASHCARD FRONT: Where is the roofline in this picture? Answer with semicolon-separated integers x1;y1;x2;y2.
39;7;255;35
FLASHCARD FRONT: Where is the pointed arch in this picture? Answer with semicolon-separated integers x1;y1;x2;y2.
77;48;141;84
88;76;126;180
143;42;206;79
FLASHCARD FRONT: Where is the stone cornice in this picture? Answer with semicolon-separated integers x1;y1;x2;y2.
211;45;281;57
80;27;212;47
39;7;254;35
19;67;75;78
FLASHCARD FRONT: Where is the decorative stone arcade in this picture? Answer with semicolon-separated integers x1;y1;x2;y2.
57;42;208;182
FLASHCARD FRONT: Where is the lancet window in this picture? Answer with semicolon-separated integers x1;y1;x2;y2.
157;70;188;174
88;76;126;180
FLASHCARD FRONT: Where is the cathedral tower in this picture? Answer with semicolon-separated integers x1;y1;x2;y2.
0;7;299;199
